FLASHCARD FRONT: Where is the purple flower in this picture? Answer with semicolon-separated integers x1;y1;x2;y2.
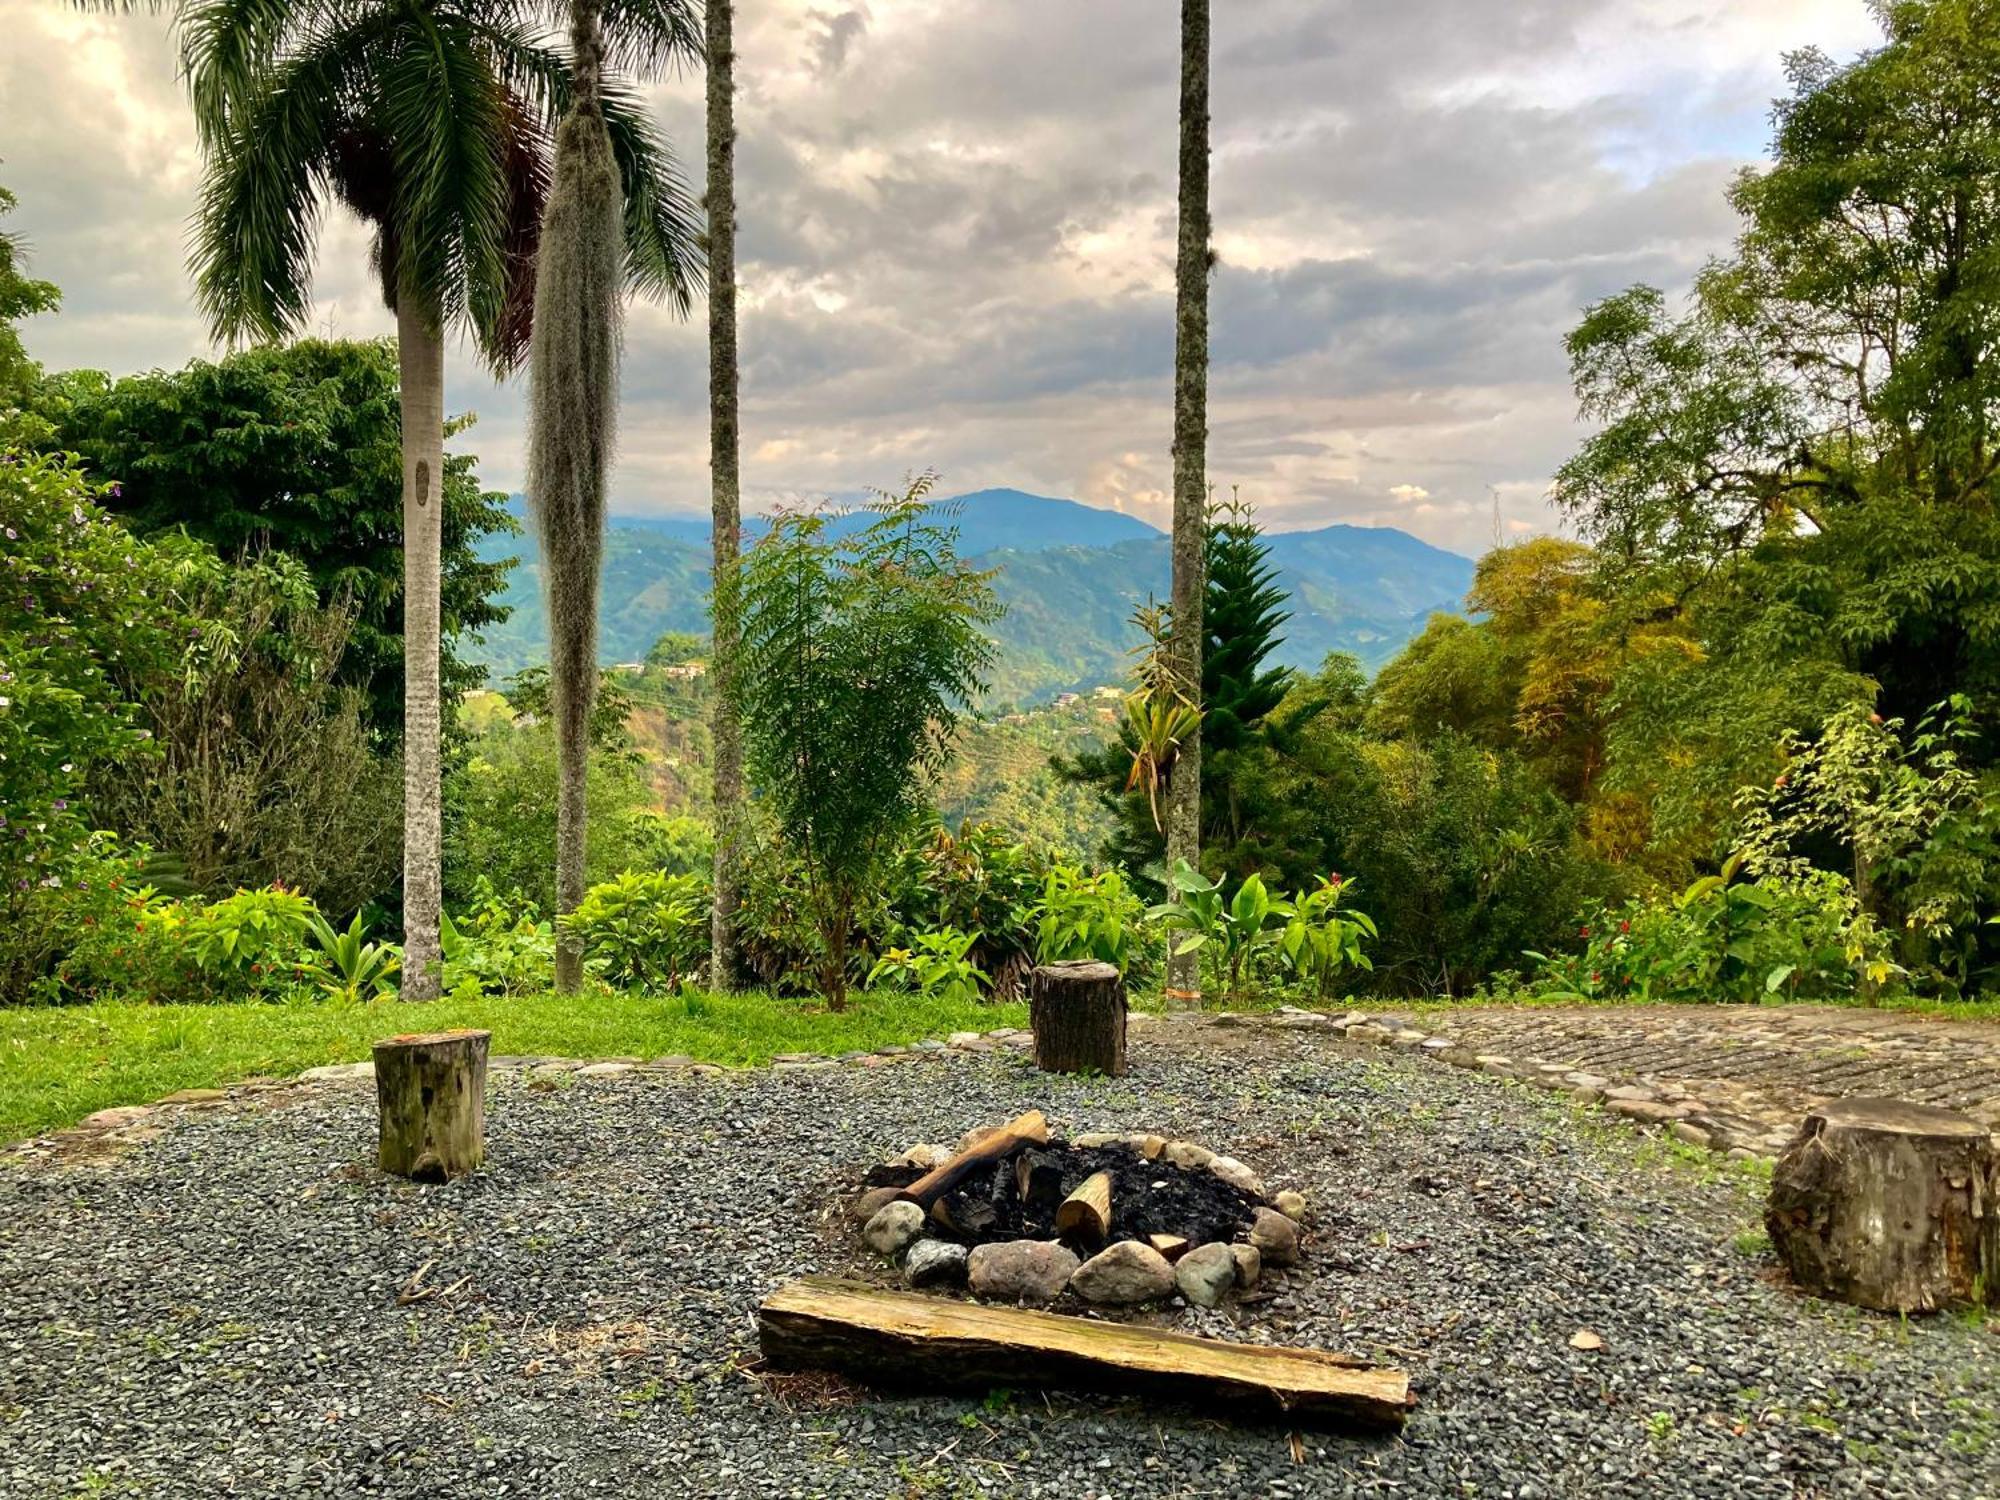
52;800;67;811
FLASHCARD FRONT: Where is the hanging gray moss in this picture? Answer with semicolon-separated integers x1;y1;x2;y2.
525;0;624;991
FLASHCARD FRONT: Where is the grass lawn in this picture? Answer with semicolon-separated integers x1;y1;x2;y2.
0;989;1028;1143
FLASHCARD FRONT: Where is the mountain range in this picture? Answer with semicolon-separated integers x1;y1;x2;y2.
469;488;1476;703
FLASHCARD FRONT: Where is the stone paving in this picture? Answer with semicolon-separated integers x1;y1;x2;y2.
1301;1002;2000;1160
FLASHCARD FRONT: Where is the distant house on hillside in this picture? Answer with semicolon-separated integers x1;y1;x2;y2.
1055;692;1081;707
1092;685;1123;701
659;661;707;682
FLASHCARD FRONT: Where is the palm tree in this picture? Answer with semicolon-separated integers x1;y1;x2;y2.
525;0;625;992
177;0;703;997
1165;0;1211;1007
704;0;744;990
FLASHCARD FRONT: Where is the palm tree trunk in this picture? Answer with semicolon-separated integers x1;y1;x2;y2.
397;300;446;1001
706;0;745;993
1165;0;1211;1007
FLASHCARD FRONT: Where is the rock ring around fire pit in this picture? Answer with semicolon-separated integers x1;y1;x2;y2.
850;1111;1305;1313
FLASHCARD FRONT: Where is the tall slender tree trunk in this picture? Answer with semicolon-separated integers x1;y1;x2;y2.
1165;0;1211;1007
530;0;622;994
706;0;745;992
397;301;446;1001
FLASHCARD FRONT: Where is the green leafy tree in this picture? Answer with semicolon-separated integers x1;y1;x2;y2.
0;454;196;997
0;183;60;426
172;0;704;995
1057;507;1294;890
738;478;1001;1008
92;551;403;915
1556;0;2000;854
36;340;513;729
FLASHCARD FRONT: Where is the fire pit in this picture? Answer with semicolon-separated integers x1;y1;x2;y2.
850;1111;1306;1311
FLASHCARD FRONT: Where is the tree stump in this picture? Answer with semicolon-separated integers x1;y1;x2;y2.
374;1029;491;1182
1030;961;1126;1076
1765;1097;1999;1314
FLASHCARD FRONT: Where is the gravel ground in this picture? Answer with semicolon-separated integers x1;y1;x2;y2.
2;1025;1995;1499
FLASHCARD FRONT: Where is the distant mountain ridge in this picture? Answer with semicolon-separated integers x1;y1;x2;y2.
473;487;1474;699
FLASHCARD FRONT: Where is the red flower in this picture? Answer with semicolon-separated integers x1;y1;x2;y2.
1579;926;1591;939
1619;920;1630;934
1590;971;1602;984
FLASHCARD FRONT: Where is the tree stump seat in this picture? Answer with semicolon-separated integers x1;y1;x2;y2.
1765;1096;1999;1314
374;1028;491;1182
1030;961;1127;1076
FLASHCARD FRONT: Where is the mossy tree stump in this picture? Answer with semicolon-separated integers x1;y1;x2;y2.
1030;961;1126;1076
374;1029;491;1182
1765;1097;1999;1314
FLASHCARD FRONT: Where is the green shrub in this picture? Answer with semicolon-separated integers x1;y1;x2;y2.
1277;876;1378;999
560;871;710;991
301;911;400;1003
180;885;319;992
1029;864;1146;973
1525;856;1893;1003
866;927;989;1005
440;879;555;997
1148;863;1294;999
34;840;204;1005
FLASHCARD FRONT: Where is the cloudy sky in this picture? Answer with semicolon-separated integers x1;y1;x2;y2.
2;0;1883;553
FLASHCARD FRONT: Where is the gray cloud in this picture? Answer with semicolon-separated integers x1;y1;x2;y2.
0;0;1883;551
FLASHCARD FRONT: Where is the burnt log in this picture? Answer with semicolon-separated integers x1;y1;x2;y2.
758;1277;1413;1430
1056;1170;1113;1242
1014;1148;1067;1210
373;1029;490;1181
1030;961;1127;1076
1765;1097;2000;1314
897;1110;1049;1211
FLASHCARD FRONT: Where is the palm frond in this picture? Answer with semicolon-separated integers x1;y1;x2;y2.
189;20;375;343
600;78;705;311
173;0;329;148
596;0;703;78
373;8;511;349
487;38;703;312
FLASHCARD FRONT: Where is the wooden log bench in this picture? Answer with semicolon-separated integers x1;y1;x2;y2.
757;1276;1413;1430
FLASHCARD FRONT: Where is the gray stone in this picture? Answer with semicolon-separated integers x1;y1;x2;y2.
80;1106;152;1129
893;1142;950;1170
1070;1241;1176;1305
1230;1243;1262;1288
298;1062;373;1084
157;1088;227;1106
1670;1121;1714;1149
1602;1083;1659;1104
1207;1155;1264;1196
852;1185;906;1224
1174;1242;1236;1308
1346;1023;1395;1045
862;1200;926;1258
968;1240;1079;1304
1248;1207;1300;1266
903;1239;969;1290
1162;1140;1215;1171
575;1062;634;1079
1273;1190;1308;1224
1608;1098;1680;1126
